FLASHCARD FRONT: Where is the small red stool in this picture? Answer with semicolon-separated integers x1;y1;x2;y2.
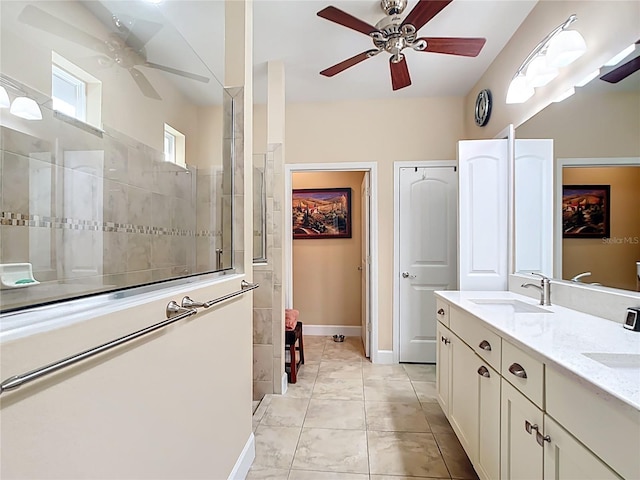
285;321;304;383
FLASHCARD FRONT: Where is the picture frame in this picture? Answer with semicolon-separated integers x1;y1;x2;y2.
562;185;611;238
292;188;352;239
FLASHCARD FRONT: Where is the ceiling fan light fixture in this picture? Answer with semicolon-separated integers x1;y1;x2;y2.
506;74;534;104
525;55;558;87
10;96;42;120
546;29;586;68
553;86;575;103
0;86;10;108
575;69;600;87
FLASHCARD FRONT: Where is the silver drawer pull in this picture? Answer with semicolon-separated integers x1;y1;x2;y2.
478;340;492;351
536;432;551;446
509;363;528;379
477;366;490;378
437;308;445;315
525;420;538;434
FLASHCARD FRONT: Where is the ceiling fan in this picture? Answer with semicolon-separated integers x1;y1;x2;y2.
600;40;640;84
18;4;209;100
317;0;486;91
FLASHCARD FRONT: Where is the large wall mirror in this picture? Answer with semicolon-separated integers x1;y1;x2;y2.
516;43;640;293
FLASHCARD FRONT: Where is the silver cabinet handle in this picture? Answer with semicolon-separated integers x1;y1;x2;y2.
477;366;490;378
509;363;528;379
536;432;551;446
437;308;445;315
525;420;539;434
402;272;416;279
478;340;492;351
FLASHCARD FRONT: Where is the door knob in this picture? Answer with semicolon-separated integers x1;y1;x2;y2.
402;272;416;279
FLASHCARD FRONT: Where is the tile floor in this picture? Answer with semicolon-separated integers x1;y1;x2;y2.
248;335;478;480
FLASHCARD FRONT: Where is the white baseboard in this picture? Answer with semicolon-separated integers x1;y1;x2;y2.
302;325;362;337
228;432;255;480
281;372;288;395
374;350;396;364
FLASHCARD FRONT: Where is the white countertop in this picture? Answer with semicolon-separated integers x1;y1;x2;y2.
435;290;640;412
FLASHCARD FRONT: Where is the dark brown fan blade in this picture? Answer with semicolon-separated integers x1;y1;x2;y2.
401;0;452;32
320;50;378;77
600;56;640;83
317;6;380;36
129;68;162;100
417;37;486;57
390;56;411;91
18;5;107;54
144;62;210;83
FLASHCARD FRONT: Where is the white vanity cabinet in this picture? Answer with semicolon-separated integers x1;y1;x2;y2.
435;295;637;480
438;310;501;480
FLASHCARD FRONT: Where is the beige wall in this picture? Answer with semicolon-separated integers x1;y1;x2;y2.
562;167;640;291
283;97;464;350
0;280;252;479
292;171;365;327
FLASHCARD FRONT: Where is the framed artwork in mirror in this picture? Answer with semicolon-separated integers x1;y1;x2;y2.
562;185;611;238
292;188;352;239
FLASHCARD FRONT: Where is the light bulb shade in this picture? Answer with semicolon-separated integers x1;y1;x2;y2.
10;96;42;120
525;55;559;87
506;75;534;104
546;29;586;68
0;86;9;108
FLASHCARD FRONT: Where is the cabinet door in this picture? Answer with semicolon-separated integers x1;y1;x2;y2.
476;362;500;480
449;335;478;461
436;322;452;414
501;380;543;480
543;416;622;480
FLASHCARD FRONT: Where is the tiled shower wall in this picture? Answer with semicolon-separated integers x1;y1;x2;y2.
253;145;284;399
0;119;228;311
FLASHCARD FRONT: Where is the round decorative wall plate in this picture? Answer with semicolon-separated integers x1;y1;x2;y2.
474;89;492;127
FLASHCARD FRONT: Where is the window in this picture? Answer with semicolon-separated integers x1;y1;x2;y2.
52;65;86;121
164;123;186;168
51;52;102;128
164;129;176;163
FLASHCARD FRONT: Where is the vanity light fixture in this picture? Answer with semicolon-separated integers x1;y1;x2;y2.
10;96;43;120
506;14;586;104
0;76;43;120
0;86;9;109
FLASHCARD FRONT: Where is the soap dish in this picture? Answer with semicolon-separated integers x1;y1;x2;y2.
0;263;40;289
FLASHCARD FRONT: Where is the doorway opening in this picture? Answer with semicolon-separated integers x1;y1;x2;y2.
285;163;378;361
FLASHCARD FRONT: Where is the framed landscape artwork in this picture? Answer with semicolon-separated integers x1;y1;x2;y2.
292;188;352;239
562;185;611;238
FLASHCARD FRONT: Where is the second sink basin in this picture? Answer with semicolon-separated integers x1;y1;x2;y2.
469;299;552;314
582;352;640;369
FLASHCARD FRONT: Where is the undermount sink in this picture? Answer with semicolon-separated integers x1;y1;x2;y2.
582;353;640;369
469;299;552;314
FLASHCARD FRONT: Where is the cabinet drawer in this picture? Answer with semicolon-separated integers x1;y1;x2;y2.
436;299;450;327
450;306;502;371
501;340;544;408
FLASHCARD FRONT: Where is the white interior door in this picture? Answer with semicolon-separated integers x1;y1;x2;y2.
361;172;370;358
399;166;457;363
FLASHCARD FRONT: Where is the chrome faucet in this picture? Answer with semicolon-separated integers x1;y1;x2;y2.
571;271;592;282
521;273;551;306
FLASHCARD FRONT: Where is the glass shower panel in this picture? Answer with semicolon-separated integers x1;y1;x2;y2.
0;0;234;313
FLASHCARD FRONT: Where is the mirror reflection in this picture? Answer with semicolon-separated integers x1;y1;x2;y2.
516;43;640;292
